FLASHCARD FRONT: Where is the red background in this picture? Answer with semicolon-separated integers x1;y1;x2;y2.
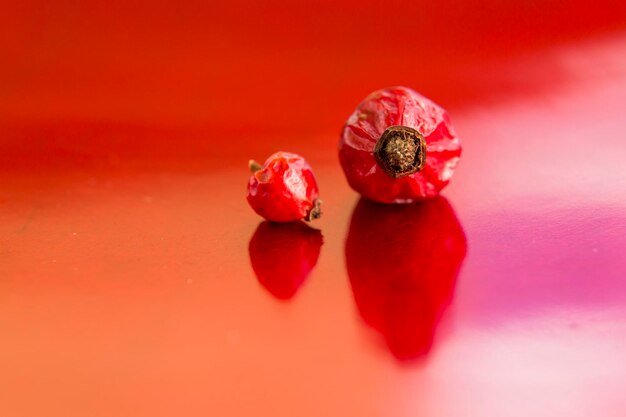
1;1;626;416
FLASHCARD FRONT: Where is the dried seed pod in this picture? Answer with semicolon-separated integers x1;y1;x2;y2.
247;152;321;222
339;86;462;203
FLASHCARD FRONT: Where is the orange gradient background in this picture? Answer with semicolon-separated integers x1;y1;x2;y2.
1;1;626;416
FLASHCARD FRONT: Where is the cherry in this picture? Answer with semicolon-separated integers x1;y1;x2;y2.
247;152;321;222
249;221;323;300
339;86;462;203
345;197;467;360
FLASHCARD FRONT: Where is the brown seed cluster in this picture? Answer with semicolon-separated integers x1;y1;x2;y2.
384;133;417;172
374;126;426;178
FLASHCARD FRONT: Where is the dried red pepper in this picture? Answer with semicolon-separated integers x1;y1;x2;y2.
247;152;321;222
339;86;462;203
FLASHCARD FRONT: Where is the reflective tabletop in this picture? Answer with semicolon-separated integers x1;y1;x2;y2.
1;1;626;416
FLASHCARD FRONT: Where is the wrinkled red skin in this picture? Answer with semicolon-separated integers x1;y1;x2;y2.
345;197;467;360
247;152;320;222
339;86;462;203
249;221;323;300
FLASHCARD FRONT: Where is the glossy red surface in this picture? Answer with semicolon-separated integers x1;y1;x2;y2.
1;1;626;416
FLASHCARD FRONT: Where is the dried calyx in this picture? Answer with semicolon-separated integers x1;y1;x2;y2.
249;160;262;173
374;126;427;178
305;199;322;222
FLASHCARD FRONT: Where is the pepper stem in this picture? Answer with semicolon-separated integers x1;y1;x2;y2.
248;160;262;173
305;199;322;222
374;125;427;178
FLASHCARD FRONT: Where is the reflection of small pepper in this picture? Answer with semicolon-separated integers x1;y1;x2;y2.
247;152;321;222
339;86;462;203
345;197;466;360
249;221;323;300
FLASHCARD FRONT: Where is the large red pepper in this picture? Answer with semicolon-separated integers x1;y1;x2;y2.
339;86;462;203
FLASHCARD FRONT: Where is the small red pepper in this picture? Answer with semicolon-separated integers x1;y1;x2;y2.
249;221;323;300
339;86;462;203
247;152;321;222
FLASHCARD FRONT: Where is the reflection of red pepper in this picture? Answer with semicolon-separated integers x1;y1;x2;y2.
346;197;467;360
339;86;462;203
249;221;323;300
